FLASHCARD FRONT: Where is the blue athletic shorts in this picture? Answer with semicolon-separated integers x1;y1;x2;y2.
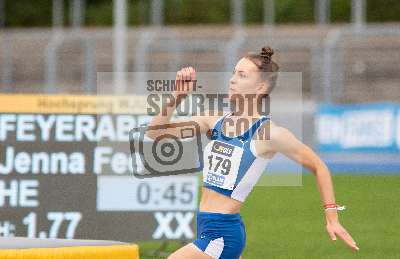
193;210;246;259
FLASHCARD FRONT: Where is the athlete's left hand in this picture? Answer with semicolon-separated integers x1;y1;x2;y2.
326;221;359;251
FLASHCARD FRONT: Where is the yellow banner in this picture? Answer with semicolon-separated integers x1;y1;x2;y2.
0;94;148;114
0;244;139;259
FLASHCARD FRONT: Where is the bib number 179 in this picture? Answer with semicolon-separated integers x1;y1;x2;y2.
207;155;231;175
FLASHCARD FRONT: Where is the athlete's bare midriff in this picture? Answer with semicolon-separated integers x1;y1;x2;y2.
199;187;242;214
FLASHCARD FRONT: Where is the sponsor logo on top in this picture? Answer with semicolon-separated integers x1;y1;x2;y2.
212;141;234;157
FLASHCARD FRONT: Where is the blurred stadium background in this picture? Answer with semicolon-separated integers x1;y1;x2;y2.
0;1;399;258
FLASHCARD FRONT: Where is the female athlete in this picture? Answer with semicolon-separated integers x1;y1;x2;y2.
147;46;359;259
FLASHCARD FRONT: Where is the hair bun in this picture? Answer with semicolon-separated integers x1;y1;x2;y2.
260;46;274;64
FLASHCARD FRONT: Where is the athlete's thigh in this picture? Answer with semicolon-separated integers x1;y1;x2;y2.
167;243;213;259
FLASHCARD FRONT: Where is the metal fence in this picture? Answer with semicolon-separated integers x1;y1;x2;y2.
0;25;399;104
1;0;368;27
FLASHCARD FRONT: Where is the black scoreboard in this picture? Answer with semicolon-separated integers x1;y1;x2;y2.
0;94;198;242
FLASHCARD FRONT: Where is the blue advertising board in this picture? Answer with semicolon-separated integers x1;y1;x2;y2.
316;102;399;153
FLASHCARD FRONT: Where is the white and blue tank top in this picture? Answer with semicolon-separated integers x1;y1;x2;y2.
202;111;271;202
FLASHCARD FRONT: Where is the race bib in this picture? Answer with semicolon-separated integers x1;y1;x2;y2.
203;140;243;190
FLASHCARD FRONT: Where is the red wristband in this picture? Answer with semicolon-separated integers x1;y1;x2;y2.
323;203;337;209
323;203;346;211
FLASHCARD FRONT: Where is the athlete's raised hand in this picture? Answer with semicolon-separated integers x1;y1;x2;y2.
326;221;359;251
174;66;196;98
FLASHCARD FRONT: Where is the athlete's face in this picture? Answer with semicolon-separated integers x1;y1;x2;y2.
229;58;268;101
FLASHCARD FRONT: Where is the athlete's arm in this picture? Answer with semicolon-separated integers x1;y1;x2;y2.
146;67;210;139
262;125;359;251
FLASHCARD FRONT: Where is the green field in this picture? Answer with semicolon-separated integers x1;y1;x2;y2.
138;175;400;259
